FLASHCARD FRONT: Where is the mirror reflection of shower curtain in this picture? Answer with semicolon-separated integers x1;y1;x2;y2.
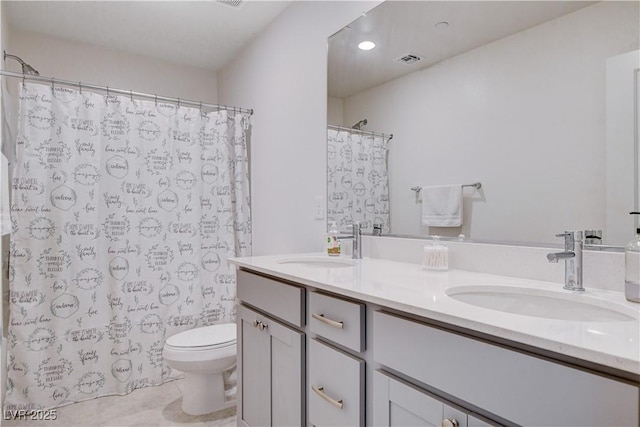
327;128;390;233
5;82;251;410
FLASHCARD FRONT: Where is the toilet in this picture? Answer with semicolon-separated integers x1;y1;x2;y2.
163;323;237;416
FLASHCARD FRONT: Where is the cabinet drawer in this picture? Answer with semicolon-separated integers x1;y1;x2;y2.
309;291;365;352
373;311;639;427
237;269;305;327
309;339;364;427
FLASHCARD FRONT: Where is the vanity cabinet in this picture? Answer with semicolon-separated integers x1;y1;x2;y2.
236;272;305;427
236;266;639;427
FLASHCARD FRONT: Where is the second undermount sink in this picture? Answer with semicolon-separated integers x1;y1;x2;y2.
277;257;355;269
446;285;638;322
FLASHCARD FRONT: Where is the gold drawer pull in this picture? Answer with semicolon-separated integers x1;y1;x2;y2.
312;385;344;410
312;313;344;329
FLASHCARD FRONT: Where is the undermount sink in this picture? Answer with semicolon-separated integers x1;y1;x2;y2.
277;257;355;269
446;285;638;322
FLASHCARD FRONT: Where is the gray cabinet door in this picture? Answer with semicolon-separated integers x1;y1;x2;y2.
239;306;270;427
373;370;444;427
238;305;304;427
373;371;478;427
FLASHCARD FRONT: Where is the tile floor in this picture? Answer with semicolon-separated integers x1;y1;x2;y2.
3;379;236;427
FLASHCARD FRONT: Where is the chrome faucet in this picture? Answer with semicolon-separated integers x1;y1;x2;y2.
547;231;584;291
337;222;362;259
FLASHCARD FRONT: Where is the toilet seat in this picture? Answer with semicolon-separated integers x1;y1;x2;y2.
165;324;236;350
162;322;237;415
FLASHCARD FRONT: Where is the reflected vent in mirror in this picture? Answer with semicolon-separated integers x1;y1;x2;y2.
216;0;244;8
394;53;423;65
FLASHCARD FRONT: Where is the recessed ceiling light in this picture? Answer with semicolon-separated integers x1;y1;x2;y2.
358;41;376;51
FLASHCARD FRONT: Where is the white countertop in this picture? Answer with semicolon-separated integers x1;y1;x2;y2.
229;253;640;376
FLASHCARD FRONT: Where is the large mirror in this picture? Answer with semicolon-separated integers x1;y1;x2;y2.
327;1;639;246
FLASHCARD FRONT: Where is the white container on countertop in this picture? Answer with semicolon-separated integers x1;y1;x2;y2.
423;236;449;271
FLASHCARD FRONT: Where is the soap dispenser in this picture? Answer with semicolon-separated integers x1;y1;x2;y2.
327;221;341;257
625;212;640;302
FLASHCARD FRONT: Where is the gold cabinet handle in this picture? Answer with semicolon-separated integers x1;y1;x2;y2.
312;385;343;410
312;313;344;329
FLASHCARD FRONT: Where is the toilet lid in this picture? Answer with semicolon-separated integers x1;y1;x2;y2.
165;323;236;349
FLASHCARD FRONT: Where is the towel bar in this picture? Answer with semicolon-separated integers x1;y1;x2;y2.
411;182;482;193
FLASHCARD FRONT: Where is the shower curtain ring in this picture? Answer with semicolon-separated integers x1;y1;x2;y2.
78;81;82;94
177;98;181;108
21;75;25;89
155;94;158;106
130;90;133;102
50;78;54;92
199;101;203;112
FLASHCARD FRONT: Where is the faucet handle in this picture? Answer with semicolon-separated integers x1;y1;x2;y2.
555;232;574;248
555;231;574;238
345;222;361;234
555;231;584;250
555;231;584;239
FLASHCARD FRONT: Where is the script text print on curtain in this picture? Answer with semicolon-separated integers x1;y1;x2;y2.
327;128;390;233
6;82;251;410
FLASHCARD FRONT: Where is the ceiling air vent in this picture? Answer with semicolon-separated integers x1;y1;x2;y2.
217;0;244;8
394;53;423;65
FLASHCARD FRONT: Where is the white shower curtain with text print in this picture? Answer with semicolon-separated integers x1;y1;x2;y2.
5;82;251;410
327;128;390;233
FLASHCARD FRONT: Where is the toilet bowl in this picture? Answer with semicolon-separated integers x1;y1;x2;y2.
163;323;237;416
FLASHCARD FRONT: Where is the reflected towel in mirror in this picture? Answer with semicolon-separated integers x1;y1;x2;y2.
421;185;463;227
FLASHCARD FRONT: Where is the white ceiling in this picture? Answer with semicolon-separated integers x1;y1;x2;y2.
5;0;291;71
328;1;596;99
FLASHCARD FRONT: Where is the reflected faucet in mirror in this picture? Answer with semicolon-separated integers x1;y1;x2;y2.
336;222;362;260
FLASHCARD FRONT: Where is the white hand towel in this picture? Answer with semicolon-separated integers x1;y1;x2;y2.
421;185;463;227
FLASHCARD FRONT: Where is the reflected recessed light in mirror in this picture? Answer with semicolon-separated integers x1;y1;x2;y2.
358;41;376;51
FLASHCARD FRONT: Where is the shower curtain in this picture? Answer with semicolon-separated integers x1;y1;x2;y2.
5;82;251;410
327;128;390;233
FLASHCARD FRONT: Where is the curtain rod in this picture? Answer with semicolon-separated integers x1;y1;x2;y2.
0;69;254;115
328;124;393;140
